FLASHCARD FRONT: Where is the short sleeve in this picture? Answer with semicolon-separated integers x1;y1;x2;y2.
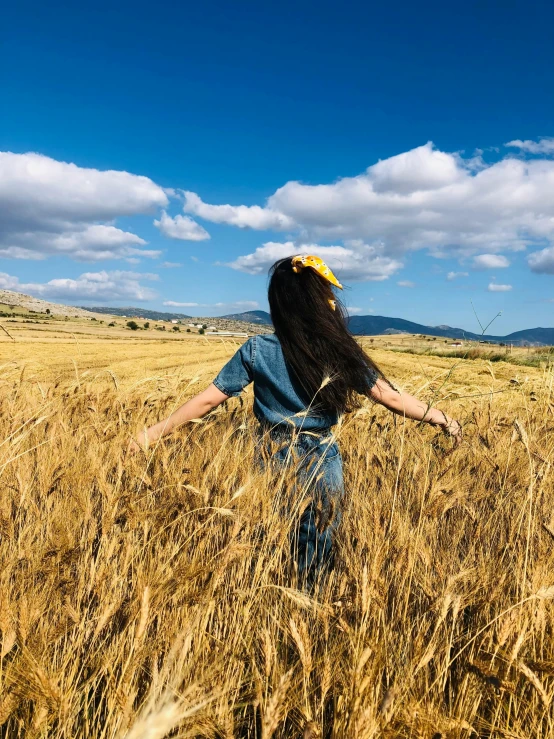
354;363;379;395
366;365;379;390
213;338;254;397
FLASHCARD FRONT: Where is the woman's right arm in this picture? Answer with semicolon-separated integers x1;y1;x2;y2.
369;378;462;445
127;383;230;455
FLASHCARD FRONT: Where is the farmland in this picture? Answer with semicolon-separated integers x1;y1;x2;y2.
1;321;554;737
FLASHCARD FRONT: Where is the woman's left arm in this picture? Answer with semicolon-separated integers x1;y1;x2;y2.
370;378;462;445
128;383;230;454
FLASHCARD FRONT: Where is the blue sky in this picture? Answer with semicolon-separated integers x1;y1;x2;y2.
1;0;553;333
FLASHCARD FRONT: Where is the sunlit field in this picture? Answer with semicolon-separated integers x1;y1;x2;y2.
1;329;554;738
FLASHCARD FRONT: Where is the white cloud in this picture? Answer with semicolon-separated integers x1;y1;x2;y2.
160;261;183;268
447;271;469;280
0;224;161;263
0;152;168;262
163;300;259;310
488;283;512;292
217;301;259;309
0;274;19;290
346;306;363;314
163;301;200;307
369;145;465;194
505;138;554;155
183;191;294;230
153;210;210;241
397;280;415;288
528;246;554;275
183;142;554;268
226;241;403;282
0;270;159;302
472;254;510;269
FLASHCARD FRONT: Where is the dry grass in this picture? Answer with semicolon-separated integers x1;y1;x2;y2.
1;335;554;738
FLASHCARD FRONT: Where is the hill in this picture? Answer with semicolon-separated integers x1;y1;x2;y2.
227;310;554;346
497;327;554;345
0;289;103;319
220;310;273;325
83;306;272;334
2;291;552;345
347;314;554;346
85;306;192;321
348;314;482;340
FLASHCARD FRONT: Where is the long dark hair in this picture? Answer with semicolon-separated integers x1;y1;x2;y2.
268;257;385;415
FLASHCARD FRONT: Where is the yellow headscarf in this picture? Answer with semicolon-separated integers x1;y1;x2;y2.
291;255;343;310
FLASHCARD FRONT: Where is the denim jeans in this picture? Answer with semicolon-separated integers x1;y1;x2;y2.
257;429;344;589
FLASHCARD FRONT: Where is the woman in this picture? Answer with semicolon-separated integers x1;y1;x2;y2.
129;255;461;588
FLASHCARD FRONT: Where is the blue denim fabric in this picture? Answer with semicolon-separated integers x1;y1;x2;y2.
213;334;375;586
213;334;342;431
259;431;344;588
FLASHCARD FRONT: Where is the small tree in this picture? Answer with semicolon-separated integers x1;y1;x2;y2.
202;324;208;330
144;322;150;329
46;308;51;315
198;328;205;335
127;320;139;331
186;328;191;332
172;325;180;332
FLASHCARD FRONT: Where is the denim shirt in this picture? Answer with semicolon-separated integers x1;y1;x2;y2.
213;334;377;432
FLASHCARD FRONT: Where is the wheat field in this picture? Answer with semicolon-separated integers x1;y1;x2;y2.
1;333;554;738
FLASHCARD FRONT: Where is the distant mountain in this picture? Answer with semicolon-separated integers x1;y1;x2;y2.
228;310;553;346
348;315;482;340
347;315;554;346
498;327;554;345
84;306;192;321
220;310;273;325
76;304;553;346
81;306;272;333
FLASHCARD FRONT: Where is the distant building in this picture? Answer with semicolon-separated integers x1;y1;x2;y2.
206;331;248;337
171;320;179;324
450;341;463;347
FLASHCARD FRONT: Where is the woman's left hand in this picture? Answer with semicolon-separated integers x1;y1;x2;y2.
442;417;463;447
125;432;147;458
126;439;142;457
